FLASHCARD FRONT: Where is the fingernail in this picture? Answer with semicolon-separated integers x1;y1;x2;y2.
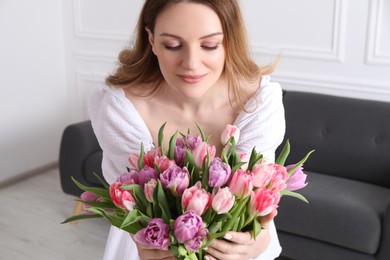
204;247;208;250
224;233;232;240
205;256;209;260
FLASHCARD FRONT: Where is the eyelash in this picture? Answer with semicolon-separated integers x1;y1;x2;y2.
164;45;219;51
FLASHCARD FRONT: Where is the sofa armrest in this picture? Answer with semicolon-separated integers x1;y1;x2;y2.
59;120;102;196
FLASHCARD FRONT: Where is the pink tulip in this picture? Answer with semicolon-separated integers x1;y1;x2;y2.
144;179;158;203
155;155;176;173
249;187;280;216
182;181;211;216
252;163;274;188
286;165;308;191
228;169;254;198
109;181;136;211
211;187;235;214
128;153;140;170
143;147;162;168
239;153;250;171
221;124;240;145
269;164;289;191
191;141;216;168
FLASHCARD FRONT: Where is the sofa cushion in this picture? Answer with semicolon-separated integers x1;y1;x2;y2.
276;172;390;255
83;150;104;186
282;91;390;188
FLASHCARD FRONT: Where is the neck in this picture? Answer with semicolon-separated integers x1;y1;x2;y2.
158;78;231;117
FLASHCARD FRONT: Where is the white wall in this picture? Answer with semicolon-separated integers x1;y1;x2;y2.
0;0;67;183
242;0;390;101
1;0;389;183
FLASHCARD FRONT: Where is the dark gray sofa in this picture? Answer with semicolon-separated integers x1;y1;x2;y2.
59;90;390;260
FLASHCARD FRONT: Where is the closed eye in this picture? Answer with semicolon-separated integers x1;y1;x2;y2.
165;45;182;51
202;45;219;51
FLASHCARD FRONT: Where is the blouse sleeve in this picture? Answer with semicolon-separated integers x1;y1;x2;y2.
234;76;286;163
88;85;153;184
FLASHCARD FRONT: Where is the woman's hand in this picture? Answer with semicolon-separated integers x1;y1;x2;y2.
204;210;278;260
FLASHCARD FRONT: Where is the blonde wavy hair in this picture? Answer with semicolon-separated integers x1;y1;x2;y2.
106;0;277;110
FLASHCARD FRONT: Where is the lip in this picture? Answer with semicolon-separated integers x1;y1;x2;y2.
178;74;206;84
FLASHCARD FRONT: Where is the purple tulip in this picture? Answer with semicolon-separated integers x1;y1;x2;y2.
286;165;308;191
185;135;202;150
174;210;208;252
208;158;231;188
174;139;187;167
138;165;158;188
80;191;99;202
117;169;139;184
134;218;171;250
160;165;190;196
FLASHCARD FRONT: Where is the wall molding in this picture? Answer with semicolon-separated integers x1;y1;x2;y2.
73;0;130;41
252;0;347;62
365;0;390;66
74;50;117;63
75;71;106;120
273;71;390;101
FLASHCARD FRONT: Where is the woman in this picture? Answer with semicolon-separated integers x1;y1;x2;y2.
88;0;285;259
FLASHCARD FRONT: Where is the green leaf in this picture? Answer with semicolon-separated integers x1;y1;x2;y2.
156;180;172;222
168;130;178;160
75;199;117;209
83;207;124;228
201;151;210;190
158;122;167;150
231;162;247;172
227;137;236;159
280;189;309;203
71;177;110;200
61;213;102;224
276;139;290;165
208;221;223;233
195;123;206;141
120;210;150;229
93;172;109;189
138;143;145;170
247;148;263;171
252;217;262;239
287;150;315;175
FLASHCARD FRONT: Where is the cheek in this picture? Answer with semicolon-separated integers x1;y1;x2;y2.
205;51;225;70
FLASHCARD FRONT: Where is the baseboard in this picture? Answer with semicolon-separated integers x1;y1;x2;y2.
0;162;59;188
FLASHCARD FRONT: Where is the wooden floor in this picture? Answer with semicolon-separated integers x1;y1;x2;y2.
0;168;110;260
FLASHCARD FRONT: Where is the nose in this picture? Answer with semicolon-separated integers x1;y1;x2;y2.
181;45;200;70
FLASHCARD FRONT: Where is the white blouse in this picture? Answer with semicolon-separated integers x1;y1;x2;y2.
88;76;285;260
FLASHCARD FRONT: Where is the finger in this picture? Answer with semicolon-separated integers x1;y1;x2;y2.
222;231;254;245
207;237;245;255
260;209;278;228
205;244;241;260
204;254;217;260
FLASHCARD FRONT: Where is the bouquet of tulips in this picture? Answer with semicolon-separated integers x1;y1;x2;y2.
62;123;313;259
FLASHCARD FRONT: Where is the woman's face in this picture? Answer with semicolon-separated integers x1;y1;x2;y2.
147;2;226;99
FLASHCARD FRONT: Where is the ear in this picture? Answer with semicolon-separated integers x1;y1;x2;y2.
145;27;156;55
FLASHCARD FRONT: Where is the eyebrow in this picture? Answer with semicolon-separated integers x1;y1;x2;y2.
159;32;223;40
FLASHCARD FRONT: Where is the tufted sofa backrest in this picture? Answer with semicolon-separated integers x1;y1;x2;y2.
281;90;390;188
